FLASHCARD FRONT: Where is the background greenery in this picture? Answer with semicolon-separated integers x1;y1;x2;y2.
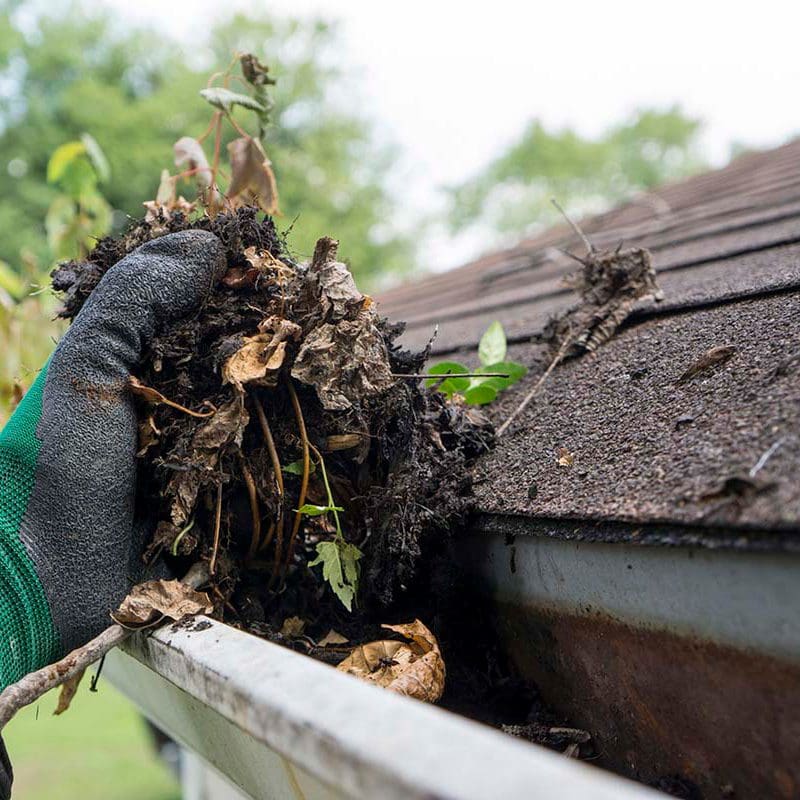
5;684;179;799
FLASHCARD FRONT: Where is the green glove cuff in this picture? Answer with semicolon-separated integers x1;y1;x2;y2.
0;365;60;688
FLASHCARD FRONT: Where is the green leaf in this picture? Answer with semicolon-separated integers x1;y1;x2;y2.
425;361;470;397
475;360;528;391
199;87;267;114
80;133;110;183
283;459;316;476
298;503;344;517
0;260;26;301
478;321;507;366
463;384;497;405
47;141;86;184
309;539;363;611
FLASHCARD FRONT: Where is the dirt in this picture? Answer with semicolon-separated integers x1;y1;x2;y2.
53;204;495;644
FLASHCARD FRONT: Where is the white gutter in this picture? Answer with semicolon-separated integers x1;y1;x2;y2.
106;617;663;800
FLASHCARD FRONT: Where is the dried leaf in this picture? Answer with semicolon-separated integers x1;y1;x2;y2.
54;669;85;716
240;53;275;86
226;137;279;214
291;241;394;410
111;579;213;629
318;629;349;646
173;137;212;189
166;398;249;528
323;434;364;451
280;616;306;638
557;447;574;467
549;246;661;358
222;317;301;391
337;619;445;703
676;345;736;384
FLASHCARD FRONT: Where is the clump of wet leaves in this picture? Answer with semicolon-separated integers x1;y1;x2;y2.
52;206;493;656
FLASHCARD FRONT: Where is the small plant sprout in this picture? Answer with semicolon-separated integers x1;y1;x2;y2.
426;321;527;405
302;444;362;611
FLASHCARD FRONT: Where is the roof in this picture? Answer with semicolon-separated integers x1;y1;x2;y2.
378;139;800;545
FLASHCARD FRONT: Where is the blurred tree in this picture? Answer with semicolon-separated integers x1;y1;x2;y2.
448;107;706;238
0;5;413;285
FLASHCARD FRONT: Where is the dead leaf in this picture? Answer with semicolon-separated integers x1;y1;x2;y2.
166;398;249;528
137;415;161;456
557;447;574;467
323;434;364;451
174;137;212;190
292;239;395;411
337;619;445;703
676;345;736;384
111;579;213;630
548;245;661;358
318;629;349;646
240;53;275;86
226;137;280;214
222;317;301;391
54;669;85;716
280;616;306;638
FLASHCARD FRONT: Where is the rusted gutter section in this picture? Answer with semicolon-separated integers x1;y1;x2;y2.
105;616;661;800
460;527;800;799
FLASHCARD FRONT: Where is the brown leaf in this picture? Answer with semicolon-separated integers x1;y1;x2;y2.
323;434;364;452
337;619;445;703
222;317;301;392
166;398;249;528
174;137;212;190
557;447;574;467
318;629;349;646
54;669;85;716
292;240;395;410
111;579;213;630
279;616;306;638
240;53;275;86
226;137;280;214
676;345;736;385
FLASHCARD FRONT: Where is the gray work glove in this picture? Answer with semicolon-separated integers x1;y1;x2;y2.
0;230;226;799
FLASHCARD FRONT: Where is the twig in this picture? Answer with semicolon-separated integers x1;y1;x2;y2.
209;480;223;576
253;397;284;552
240;454;262;561
0;563;209;731
749;438;785;478
391;372;510;379
552;198;594;255
284;381;310;575
497;338;574;438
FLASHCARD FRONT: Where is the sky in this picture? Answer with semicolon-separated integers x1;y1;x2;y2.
99;0;800;271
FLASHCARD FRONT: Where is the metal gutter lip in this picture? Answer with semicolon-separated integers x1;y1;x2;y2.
106;616;662;800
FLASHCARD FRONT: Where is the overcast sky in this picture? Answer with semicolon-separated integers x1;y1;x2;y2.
99;0;800;270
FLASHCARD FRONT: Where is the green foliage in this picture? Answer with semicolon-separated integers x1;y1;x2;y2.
301;447;362;610
0;6;414;286
448;107;706;238
283;458;315;475
308;539;362;612
426;322;527;405
45;136;112;261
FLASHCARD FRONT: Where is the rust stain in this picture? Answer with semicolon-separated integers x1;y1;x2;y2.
497;602;800;799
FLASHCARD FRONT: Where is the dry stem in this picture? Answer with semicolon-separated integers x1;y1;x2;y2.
0;563;210;731
496;337;574;438
209;480;223;575
240;454;262;562
285;381;310;575
253;396;284;552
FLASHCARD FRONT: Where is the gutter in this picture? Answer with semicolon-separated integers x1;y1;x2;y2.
106;617;662;800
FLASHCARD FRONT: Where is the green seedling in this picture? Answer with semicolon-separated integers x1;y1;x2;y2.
426;321;527;405
301;446;362;611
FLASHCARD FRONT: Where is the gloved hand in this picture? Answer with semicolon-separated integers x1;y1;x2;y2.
0;230;226;797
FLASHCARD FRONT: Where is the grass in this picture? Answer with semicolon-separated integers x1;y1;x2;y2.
4;682;180;799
